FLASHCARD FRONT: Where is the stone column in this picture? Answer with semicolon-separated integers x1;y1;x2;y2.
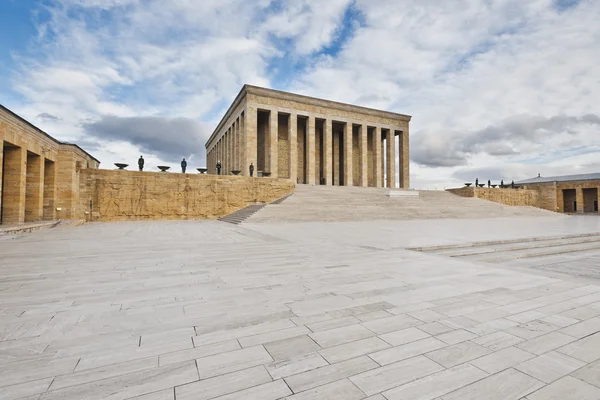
245;106;257;177
2;146;27;224
25;153;44;222
226;129;231;174
380;131;385;187
576;187;584;213
399;126;410;189
333;128;340;185
240;112;247;176
43;159;57;220
307;115;316;185
323;118;332;185
269;109;278;178
386;129;396;189
288;113;297;183
343;122;352;186
234;118;239;171
359;124;368;187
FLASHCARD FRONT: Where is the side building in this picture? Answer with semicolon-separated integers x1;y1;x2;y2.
0;105;99;225
205;85;411;188
518;174;600;213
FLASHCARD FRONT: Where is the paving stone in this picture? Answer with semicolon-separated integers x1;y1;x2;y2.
265;352;328;380
472;331;524;351
369;337;447;366
555;332;600;362
465;318;519;336
327;302;395;319
382;363;488;400
50;356;158;391
559;316;600;338
538;314;579;328
319;337;390;364
284;356;378;393
436;329;478;345
505;320;560;340
464;308;511;323
192;319;296;347
515;351;586;383
209;379;291;400
0;355;80;388
356;310;393;322
40;361;198;400
263;335;321;361
439;368;544;400
309;324;374;348
126;388;174;400
525;376;600;400
0;377;53;400
571;359;600;387
239;326;311;348
306;316;360;333
360;314;422;335
433;300;498;318
406;309;446;323
439;316;479;330
425;341;491;368
378;327;430;346
195;346;273;379
350;355;443;396
506;311;547;324
559;306;600;321
174;365;271;400
159;340;240;366
515;332;577;355
285;379;365;400
418;322;453;336
470;346;534;374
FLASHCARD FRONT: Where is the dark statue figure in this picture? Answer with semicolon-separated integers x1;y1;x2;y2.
475;178;479;187
249;163;254;177
501;180;504;187
181;158;187;173
488;180;491;188
216;160;222;175
138;155;144;171
511;180;515;188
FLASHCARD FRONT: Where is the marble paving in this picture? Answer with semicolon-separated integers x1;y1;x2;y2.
1;216;600;399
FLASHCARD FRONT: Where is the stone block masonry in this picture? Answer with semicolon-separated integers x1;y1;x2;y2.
205;85;411;189
447;187;539;208
78;169;295;221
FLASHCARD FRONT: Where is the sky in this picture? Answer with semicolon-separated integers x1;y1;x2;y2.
1;0;599;189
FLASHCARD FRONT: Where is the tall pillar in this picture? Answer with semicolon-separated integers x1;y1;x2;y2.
343;122;352;186
25;153;44;222
288;113;297;183
234;119;239;171
576;187;584;214
380;131;385;187
386;129;396;189
333;128;340;185
307;115;316;185
2;146;27;224
323;118;332;186
359;124;368;187
399;126;410;188
226;129;231;175
245;106;257;177
43;159;57;220
269;109;278;177
240;112;247;176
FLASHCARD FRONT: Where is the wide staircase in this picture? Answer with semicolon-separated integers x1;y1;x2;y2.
243;184;555;223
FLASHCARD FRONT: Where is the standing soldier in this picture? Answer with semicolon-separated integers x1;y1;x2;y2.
249;163;254;177
216;160;222;175
181;158;187;173
138;155;144;171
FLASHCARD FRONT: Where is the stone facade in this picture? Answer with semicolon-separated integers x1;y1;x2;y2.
0;105;99;225
78;169;294;221
447;187;539;207
522;179;600;213
206;85;411;188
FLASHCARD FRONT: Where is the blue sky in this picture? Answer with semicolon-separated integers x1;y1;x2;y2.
1;0;599;189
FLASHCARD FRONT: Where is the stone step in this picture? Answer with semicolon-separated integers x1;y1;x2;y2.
458;241;600;262
219;204;266;225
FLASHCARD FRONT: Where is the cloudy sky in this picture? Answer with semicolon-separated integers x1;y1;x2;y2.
1;0;599;189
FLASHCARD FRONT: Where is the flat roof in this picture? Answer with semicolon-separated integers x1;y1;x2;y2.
206;84;412;148
517;173;600;184
0;104;100;163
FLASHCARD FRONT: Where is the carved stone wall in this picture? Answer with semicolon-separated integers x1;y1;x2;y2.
447;187;539;207
78;169;295;221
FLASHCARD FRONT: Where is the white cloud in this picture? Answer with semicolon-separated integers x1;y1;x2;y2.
6;0;600;187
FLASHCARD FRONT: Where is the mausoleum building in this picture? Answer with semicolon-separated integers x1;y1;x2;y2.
205;85;411;188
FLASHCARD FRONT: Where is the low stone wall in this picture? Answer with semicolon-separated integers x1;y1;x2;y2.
78;169;295;221
447;187;539;207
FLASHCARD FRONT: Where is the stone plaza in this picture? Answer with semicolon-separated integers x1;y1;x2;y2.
1;214;600;399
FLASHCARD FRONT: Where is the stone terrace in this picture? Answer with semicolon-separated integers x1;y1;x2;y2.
1;216;600;399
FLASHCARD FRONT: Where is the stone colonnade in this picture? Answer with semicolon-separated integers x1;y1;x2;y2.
207;107;409;189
